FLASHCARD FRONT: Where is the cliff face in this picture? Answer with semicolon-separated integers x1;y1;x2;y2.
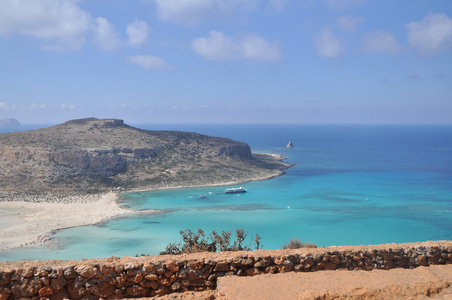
0;118;288;198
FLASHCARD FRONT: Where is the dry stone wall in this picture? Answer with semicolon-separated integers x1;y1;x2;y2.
0;241;451;299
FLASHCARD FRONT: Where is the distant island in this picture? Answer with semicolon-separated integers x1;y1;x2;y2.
0;118;292;200
0;118;20;128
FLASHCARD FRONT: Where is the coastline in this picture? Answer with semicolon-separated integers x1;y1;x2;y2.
123;152;292;194
0;152;292;254
0;192;131;252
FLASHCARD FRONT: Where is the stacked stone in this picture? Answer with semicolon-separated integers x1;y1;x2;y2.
0;259;191;299
0;242;451;299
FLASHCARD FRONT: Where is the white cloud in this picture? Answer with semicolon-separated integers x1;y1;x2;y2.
92;17;121;51
337;16;363;32
152;0;213;24
0;102;53;111
240;35;281;61
150;0;258;25
0;0;91;51
126;20;150;47
405;13;452;55
313;29;343;58
60;104;76;110
29;103;51;110
192;31;281;62
192;31;238;61
362;30;401;54
0;102;16;110
128;55;169;70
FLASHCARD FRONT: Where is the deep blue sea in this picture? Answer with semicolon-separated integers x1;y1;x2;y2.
1;124;452;261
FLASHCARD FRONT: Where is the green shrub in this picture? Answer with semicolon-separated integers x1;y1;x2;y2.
282;238;317;249
160;228;262;255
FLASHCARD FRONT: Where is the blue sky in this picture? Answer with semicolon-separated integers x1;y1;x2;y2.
1;0;451;124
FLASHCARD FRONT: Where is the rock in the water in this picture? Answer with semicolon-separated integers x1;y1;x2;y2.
285;141;294;148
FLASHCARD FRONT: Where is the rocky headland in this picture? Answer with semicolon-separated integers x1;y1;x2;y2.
0;118;291;201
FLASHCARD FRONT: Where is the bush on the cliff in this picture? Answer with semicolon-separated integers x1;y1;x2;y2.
160;228;262;255
282;238;317;249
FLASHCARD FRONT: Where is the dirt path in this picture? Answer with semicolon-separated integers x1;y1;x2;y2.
135;264;452;299
216;264;452;300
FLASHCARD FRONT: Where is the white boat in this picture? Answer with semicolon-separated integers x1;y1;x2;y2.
224;187;247;194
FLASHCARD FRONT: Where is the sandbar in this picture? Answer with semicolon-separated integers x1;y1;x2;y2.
0;192;131;251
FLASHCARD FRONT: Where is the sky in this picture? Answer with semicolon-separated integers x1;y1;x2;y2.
0;0;452;124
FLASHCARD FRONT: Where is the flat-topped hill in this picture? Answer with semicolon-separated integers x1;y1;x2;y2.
0;118;291;199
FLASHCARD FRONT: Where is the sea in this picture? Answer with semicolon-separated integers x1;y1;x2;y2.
1;124;451;261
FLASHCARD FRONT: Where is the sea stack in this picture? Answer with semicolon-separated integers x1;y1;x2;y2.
286;141;294;148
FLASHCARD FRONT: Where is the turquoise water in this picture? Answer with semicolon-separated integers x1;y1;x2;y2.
1;124;451;261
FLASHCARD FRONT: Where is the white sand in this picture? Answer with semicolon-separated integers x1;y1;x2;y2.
0;192;130;251
0;175;273;252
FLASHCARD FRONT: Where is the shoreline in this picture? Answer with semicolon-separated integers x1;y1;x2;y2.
122;152;292;194
123;172;285;194
0;192;133;252
0;152;292;254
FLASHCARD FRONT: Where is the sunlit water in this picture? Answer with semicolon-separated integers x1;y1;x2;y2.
1;124;451;261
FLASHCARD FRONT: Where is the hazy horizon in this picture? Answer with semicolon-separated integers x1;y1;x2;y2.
4;119;452;128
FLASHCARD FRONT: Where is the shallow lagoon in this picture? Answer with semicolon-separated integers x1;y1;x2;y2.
1;124;451;261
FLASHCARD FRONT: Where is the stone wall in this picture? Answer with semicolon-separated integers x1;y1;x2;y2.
0;241;451;299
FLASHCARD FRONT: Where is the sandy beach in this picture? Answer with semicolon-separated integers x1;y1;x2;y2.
0;179;272;253
0;192;131;251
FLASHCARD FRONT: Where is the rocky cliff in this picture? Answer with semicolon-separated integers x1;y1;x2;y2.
0;118;290;198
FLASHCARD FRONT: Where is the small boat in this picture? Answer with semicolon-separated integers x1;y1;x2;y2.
224;187;247;194
198;195;207;199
